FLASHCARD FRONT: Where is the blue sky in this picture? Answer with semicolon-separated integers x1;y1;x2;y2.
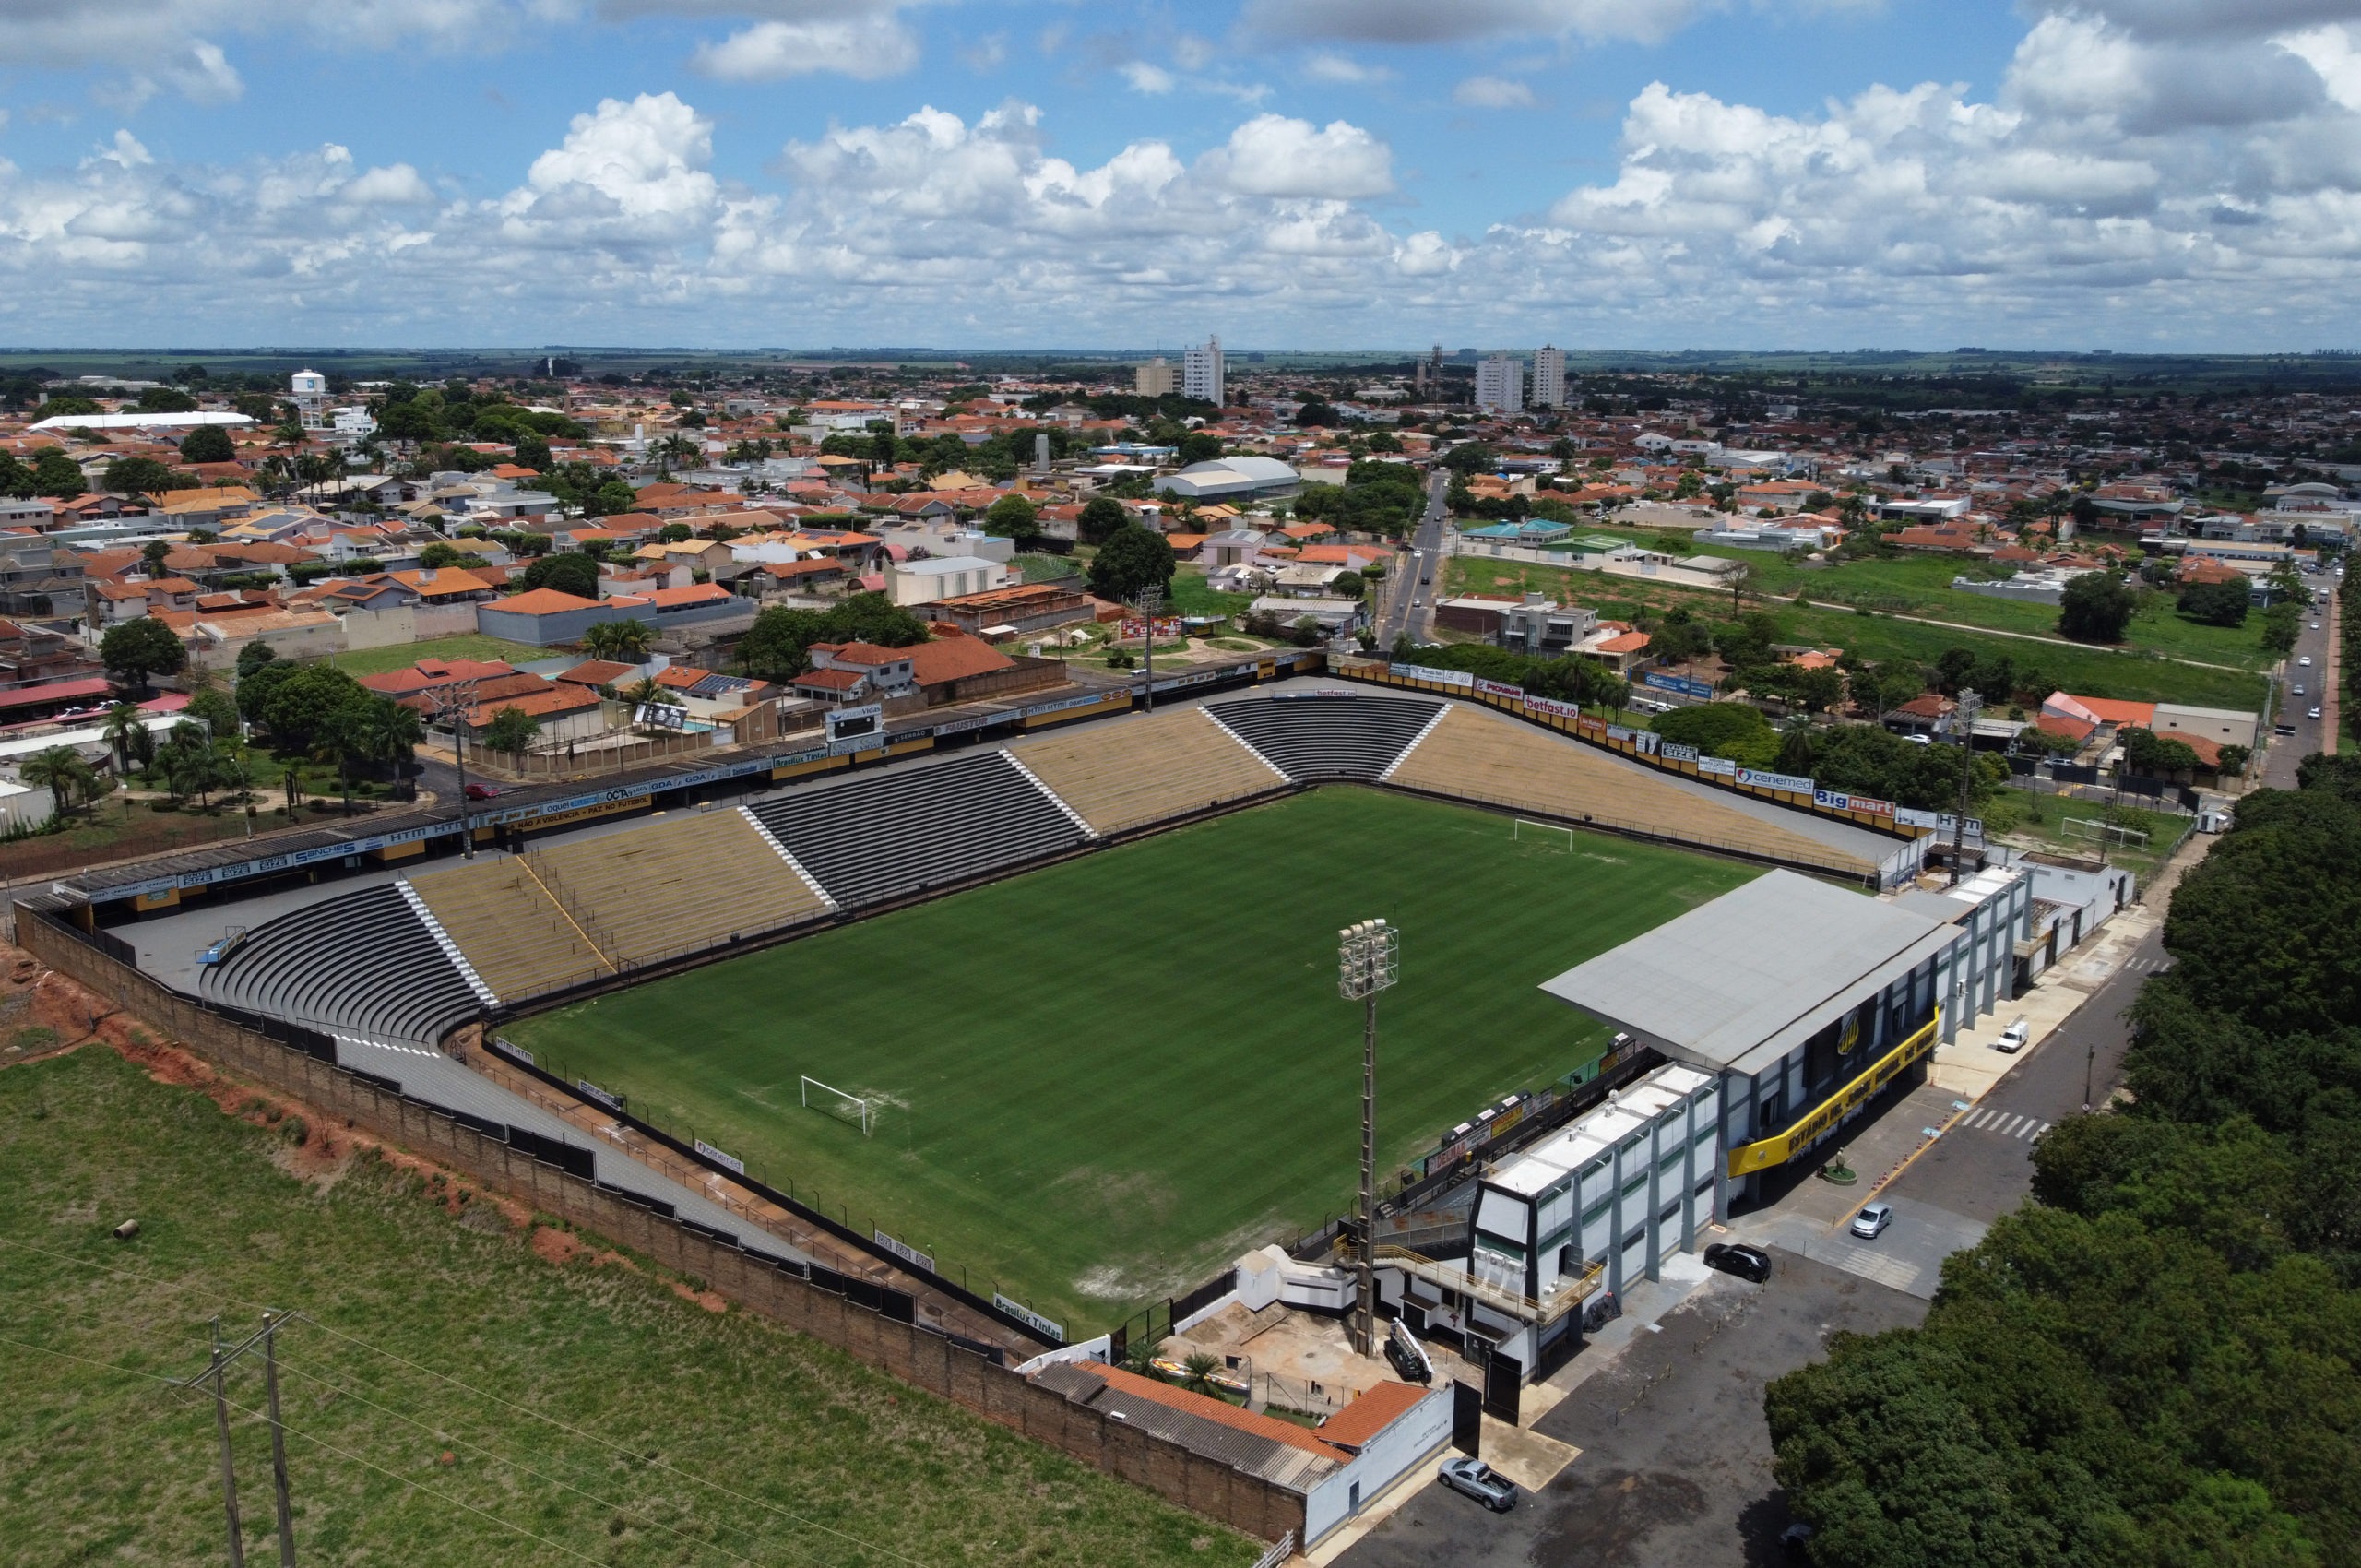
0;1;2355;350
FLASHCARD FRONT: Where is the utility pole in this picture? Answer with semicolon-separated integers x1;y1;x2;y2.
431;678;481;860
185;1311;303;1566
1950;687;1982;886
207;1318;246;1568
1337;919;1399;1359
1137;583;1163;712
262;1313;296;1568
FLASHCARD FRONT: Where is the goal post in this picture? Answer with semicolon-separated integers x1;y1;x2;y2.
2064;817;2149;847
1512;818;1575;851
801;1075;873;1136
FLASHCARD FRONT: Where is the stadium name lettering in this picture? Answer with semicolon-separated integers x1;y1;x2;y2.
874;1230;936;1274
694;1139;747;1176
491;1037;533;1066
994;1294;1065;1342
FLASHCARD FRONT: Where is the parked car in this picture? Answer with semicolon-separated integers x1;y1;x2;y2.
1850;1201;1894;1240
1703;1242;1773;1283
2312;707;2325;720
2312;622;2323;630
1438;1457;1518;1513
464;782;502;801
1781;1521;1818;1555
2300;655;2314;667
2294;684;2307;696
1997;1018;2030;1052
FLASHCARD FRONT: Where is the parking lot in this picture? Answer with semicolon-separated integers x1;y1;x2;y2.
1335;1251;1927;1568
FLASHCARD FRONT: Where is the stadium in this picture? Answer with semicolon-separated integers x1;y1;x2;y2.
25;659;1922;1352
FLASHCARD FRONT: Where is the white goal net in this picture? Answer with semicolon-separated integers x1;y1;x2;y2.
1513;818;1575;850
801;1075;873;1136
2064;817;2148;846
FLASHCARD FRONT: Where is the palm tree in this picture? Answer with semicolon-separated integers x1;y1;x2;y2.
155;726;216;806
653;433;701;475
622;676;677;710
21;745;96;817
583;618;654;663
362;698;423;782
1180;1353;1223;1397
312;707;367;814
101;702;146;776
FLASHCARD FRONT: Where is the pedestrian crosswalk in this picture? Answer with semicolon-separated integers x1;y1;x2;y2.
1960;1106;2052;1140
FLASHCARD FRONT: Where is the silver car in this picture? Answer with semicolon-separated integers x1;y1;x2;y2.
1438;1456;1519;1513
1850;1201;1894;1240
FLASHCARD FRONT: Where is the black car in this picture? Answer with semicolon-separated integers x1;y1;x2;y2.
1703;1242;1773;1283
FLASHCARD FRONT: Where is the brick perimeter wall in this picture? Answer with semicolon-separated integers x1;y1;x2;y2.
18;909;1307;1547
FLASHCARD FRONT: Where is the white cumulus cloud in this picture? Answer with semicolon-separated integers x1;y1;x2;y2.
690;13;920;81
1454;75;1536;108
1204;113;1394;199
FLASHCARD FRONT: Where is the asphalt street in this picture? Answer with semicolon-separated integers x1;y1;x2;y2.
1336;1256;1928;1568
2260;573;2338;791
1888;923;2165;1224
1375;471;1449;648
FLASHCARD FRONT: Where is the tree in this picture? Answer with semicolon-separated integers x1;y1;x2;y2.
481;707;540;754
519;551;601;599
983;493;1041;543
1651;702;1778;766
234;641;278;682
20;745;95;817
31;450;84;498
103;457;189;498
582;618;654;662
2119;725;2202;776
184;687;241;746
418;541;466;569
1076;495;1129;545
2260;601;2302;656
1178;432;1224;464
99;618;187;691
140;539;173;577
2177;577;2251;627
1087;524;1176;603
249;662;368;751
738;593;927;681
1442;442;1499;475
101;702;148;776
178;424;235;464
2058;572;2135;644
512;434;552;472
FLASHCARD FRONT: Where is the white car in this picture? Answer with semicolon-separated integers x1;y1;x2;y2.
2294;684;2307;696
2311;707;2324;720
1850;1202;1894;1240
2313;623;2323;631
1997;1019;2030;1052
2300;656;2313;667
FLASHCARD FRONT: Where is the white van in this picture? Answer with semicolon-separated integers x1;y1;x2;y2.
1996;1018;2030;1052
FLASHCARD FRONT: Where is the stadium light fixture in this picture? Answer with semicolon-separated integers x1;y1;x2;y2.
1337;918;1397;1358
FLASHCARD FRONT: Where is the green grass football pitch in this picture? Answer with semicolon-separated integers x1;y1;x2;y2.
509;789;1759;1335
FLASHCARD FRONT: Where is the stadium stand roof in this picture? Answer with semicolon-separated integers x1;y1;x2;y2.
1540;870;1955;1078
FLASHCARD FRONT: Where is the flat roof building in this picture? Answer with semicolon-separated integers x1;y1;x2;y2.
1542;869;2027;1202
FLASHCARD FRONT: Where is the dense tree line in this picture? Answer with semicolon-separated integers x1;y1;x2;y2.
1289;461;1424;538
1767;764;2361;1567
737;592;929;681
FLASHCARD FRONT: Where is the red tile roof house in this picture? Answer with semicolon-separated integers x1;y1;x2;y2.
1026;1360;1450;1550
397;670;605;744
792;641;916;704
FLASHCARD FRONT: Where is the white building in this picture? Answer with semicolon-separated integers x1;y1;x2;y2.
1532;346;1566;410
1474;354;1524;415
1135;357;1177;398
1182;337;1225;406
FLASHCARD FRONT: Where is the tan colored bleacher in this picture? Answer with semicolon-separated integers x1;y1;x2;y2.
527;808;826;968
406;857;615;1003
1386;703;1877;876
1013;706;1286;835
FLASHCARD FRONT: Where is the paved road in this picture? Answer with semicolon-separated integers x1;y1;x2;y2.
1338;1257;1927;1568
1375;471;1450;648
1887;925;2165;1225
2260;576;2338;790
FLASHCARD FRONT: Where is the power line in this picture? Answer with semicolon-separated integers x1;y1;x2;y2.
0;1333;611;1567
0;1237;936;1568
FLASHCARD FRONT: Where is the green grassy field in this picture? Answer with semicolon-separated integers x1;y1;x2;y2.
0;1047;1245;1567
327;634;549;676
511;790;1758;1334
1533;532;2280;671
1446;556;2271;711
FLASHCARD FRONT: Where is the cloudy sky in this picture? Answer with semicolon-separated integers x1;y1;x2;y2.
1;0;2356;350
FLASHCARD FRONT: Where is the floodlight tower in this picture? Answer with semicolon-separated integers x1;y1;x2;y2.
1137;582;1164;712
429;678;482;860
1949;687;1983;886
1337;917;1398;1357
